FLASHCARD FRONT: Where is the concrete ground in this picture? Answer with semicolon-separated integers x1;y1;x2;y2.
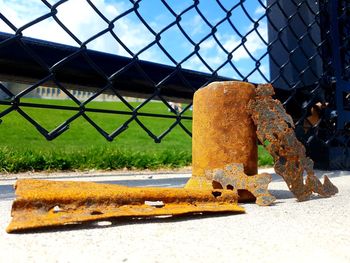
0;169;349;263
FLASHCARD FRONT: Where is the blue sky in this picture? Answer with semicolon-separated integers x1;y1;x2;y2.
0;0;269;82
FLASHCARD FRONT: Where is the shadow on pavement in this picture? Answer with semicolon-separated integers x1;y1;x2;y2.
269;189;294;199
0;185;15;200
270;170;349;182
9;211;246;235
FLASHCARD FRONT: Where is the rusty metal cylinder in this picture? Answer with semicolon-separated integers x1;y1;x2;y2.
186;81;257;189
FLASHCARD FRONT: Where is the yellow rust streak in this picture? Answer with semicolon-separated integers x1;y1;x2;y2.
7;179;244;233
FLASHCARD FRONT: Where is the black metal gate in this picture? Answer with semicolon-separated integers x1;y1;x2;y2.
0;0;349;169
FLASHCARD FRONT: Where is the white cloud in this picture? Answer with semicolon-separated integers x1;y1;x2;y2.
224;22;268;61
0;0;156;57
183;56;209;73
188;15;206;36
259;64;269;75
182;21;268;77
254;6;266;16
0;0;47;31
200;38;216;49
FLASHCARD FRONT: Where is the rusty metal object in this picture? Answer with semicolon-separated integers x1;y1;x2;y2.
205;163;276;206
6;179;244;233
248;84;338;201
186;81;258;199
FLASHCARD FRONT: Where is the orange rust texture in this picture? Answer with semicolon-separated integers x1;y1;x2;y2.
6;179;244;233
186;81;257;191
205;163;276;206
248;84;338;201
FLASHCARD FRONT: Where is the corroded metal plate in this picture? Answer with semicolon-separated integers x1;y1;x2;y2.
248;84;338;201
7;179;244;233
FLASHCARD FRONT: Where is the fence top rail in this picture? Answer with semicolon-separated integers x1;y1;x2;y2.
0;32;232;103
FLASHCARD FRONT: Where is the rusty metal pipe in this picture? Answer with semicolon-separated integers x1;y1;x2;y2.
186;81;258;200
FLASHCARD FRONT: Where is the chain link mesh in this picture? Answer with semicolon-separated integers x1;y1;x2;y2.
0;0;349;168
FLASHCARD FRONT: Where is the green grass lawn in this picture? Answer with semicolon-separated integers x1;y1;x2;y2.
0;98;272;172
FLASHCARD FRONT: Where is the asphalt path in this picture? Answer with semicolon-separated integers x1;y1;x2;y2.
1;169;349;263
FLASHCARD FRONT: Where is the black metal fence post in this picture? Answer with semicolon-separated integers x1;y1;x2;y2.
267;0;322;90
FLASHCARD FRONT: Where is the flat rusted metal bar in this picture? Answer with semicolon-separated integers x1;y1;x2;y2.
248;84;338;201
6;179;244;233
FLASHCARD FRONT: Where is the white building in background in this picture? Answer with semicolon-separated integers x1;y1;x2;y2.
0;82;140;102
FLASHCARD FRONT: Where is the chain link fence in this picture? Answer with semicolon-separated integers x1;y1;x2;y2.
0;0;349;169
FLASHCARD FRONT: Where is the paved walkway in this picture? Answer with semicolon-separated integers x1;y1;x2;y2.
1;169;349;263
